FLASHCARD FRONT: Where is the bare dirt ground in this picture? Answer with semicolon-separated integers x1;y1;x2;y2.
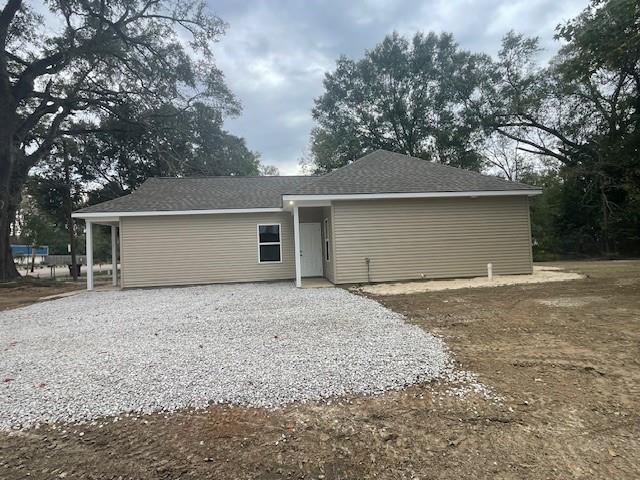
0;280;84;311
1;260;639;479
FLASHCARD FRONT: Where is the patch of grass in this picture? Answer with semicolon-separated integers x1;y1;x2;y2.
0;277;71;289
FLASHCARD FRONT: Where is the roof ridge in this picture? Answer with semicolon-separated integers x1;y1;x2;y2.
286;149;379;194
382;150;534;188
316;149;379;178
149;175;315;179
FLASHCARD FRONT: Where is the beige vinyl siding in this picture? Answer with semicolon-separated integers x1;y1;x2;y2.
332;196;533;284
321;206;335;283
119;212;294;288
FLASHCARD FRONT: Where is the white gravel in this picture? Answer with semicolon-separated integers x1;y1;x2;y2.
1;282;467;430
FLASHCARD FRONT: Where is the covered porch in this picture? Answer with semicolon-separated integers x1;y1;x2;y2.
286;201;334;288
82;217;120;290
75;202;335;291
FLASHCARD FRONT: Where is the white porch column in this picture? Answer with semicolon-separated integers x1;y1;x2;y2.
293;206;302;287
86;221;94;290
111;225;117;286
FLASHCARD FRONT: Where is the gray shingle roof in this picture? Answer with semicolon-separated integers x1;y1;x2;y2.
291;150;538;195
75;150;538;214
75;176;317;213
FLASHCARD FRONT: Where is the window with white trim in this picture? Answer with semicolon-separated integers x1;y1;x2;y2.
257;224;281;263
323;218;330;262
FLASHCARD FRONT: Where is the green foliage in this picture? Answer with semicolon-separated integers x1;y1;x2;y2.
0;0;247;280
526;169;607;259
521;171;563;260
486;0;640;257
73;101;264;202
0;0;278;280
15;187;113;261
14;194;68;254
311;32;491;173
312;0;639;257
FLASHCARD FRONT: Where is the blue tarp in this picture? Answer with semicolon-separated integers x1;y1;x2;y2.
10;245;50;257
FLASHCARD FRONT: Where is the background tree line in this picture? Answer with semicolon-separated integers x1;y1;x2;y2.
1;0;277;281
2;0;638;282
310;0;640;259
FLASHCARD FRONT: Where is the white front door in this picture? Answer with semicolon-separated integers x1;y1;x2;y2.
300;223;323;277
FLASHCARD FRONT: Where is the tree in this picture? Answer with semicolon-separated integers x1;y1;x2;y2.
74;101;265;199
30;139;84;278
481;134;534;182
484;0;640;255
310;32;492;173
13;191;69;257
259;164;280;176
0;0;238;281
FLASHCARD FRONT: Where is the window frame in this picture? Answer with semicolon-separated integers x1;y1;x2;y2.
323;218;330;262
256;223;283;264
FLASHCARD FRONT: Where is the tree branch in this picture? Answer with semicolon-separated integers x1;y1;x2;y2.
25;106;71;165
12;51;69;102
4;49;28;67
495;127;572;164
0;0;21;48
58;126;132;136
14;83;61;142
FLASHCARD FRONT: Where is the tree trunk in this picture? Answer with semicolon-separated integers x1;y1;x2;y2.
30;243;35;273
0;208;19;282
0;119;20;282
1;0;29;282
69;220;77;281
0;149;29;282
601;188;611;257
63;154;78;281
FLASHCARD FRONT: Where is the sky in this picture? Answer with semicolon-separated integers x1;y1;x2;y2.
209;0;588;174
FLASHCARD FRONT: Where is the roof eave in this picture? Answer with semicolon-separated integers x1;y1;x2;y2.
282;189;542;202
71;207;285;219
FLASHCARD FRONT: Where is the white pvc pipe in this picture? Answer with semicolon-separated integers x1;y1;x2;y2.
487;262;493;281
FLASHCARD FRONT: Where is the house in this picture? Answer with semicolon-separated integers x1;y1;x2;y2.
72;150;541;290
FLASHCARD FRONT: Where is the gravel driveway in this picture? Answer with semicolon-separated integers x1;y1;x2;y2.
1;282;457;430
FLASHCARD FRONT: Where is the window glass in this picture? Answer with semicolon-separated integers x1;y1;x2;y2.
259;224;280;243
259;244;281;262
258;224;281;262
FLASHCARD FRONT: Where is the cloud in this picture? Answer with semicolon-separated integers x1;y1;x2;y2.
210;0;587;174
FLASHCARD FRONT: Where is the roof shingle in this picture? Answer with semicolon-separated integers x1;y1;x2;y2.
75;176;316;213
292;150;537;195
75;149;538;214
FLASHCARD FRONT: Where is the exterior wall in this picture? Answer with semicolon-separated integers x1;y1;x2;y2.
331;196;533;284
299;207;323;223
321;206;335;283
119;212;295;288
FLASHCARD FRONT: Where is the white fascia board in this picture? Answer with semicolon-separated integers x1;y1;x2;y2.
72;207;284;219
282;190;542;202
283;200;331;210
75;216;120;223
